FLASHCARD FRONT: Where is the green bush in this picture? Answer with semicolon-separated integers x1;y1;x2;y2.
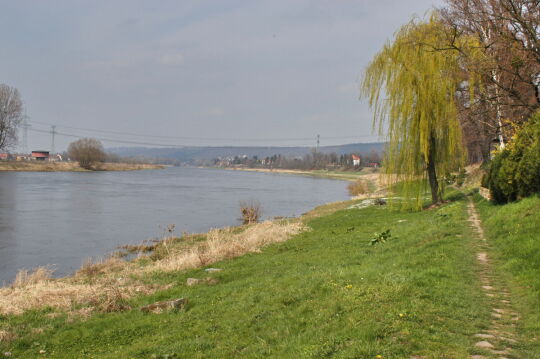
487;111;540;203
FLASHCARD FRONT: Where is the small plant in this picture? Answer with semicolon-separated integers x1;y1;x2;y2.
239;200;261;225
370;229;392;245
347;179;369;196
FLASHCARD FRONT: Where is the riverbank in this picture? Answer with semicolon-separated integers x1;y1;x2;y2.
0;161;165;172
217;166;377;181
1;187;538;357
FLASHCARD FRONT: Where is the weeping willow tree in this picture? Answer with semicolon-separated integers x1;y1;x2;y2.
362;15;482;210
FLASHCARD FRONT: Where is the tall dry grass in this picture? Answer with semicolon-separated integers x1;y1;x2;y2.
0;220;304;316
11;267;53;288
149;221;305;273
76;257;126;278
347;179;369;196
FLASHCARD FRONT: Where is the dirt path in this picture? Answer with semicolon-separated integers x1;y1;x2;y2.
467;198;520;359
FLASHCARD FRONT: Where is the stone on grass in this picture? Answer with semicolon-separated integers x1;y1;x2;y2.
474;341;494;349
205;268;222;273
140;298;188;314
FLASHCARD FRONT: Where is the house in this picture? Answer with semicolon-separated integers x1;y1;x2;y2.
0;153;10;161
369;162;380;168
351;154;361;166
31;151;50;161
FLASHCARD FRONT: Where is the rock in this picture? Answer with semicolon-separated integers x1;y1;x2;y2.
3;353;12;357
140;298;188;314
474;341;494;349
186;278;202;286
474;333;495;339
205;268;222;273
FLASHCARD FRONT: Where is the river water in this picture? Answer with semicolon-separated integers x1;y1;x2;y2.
0;167;348;284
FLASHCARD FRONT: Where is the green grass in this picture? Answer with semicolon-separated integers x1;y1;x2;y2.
1;194;496;358
474;194;540;357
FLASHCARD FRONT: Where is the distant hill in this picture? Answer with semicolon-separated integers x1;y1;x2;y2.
109;143;385;162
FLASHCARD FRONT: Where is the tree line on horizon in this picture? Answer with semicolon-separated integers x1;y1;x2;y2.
210;150;382;171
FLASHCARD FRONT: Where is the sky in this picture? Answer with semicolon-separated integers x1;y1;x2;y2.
1;0;444;152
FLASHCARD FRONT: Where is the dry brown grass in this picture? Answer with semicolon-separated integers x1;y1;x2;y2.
0;220;304;316
76;257;126;278
149;221;305;273
347;179;369;196
11;267;53;288
88;285;132;313
0;276;163;315
0;329;17;343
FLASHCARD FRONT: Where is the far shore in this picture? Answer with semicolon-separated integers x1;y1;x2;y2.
0;161;165;172
214;166;378;181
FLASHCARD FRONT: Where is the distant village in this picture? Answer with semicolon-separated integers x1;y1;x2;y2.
0;150;63;162
211;151;381;171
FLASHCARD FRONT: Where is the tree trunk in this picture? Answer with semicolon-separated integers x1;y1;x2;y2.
427;135;440;205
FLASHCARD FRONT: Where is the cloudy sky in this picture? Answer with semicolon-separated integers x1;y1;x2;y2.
1;0;443;151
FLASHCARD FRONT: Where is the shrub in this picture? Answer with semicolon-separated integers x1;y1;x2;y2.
487;111;540;203
67;138;106;169
347;179;369;196
239;200;261;224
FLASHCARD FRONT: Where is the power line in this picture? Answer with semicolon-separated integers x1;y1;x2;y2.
29;128;187;147
29;120;378;143
29;127;381;148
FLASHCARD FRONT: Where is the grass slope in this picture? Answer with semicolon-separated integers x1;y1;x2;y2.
2;196;496;358
475;194;540;357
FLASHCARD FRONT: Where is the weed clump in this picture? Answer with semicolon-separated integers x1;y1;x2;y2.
370;229;393;245
347;179;369;196
90;285;131;313
239;200;261;224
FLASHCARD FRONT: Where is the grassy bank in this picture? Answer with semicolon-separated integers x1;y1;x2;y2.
474;194;540;356
0;161;165;172
1;186;538;358
1;191;513;358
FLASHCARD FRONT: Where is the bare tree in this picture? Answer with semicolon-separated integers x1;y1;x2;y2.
67;138;106;169
437;0;540;162
0;84;24;151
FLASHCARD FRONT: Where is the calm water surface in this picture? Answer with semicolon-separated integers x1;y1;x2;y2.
0;167;348;284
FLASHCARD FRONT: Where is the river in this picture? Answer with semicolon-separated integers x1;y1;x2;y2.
0;167;348;284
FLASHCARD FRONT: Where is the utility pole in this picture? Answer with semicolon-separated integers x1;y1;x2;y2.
21;110;31;153
51;125;56;155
